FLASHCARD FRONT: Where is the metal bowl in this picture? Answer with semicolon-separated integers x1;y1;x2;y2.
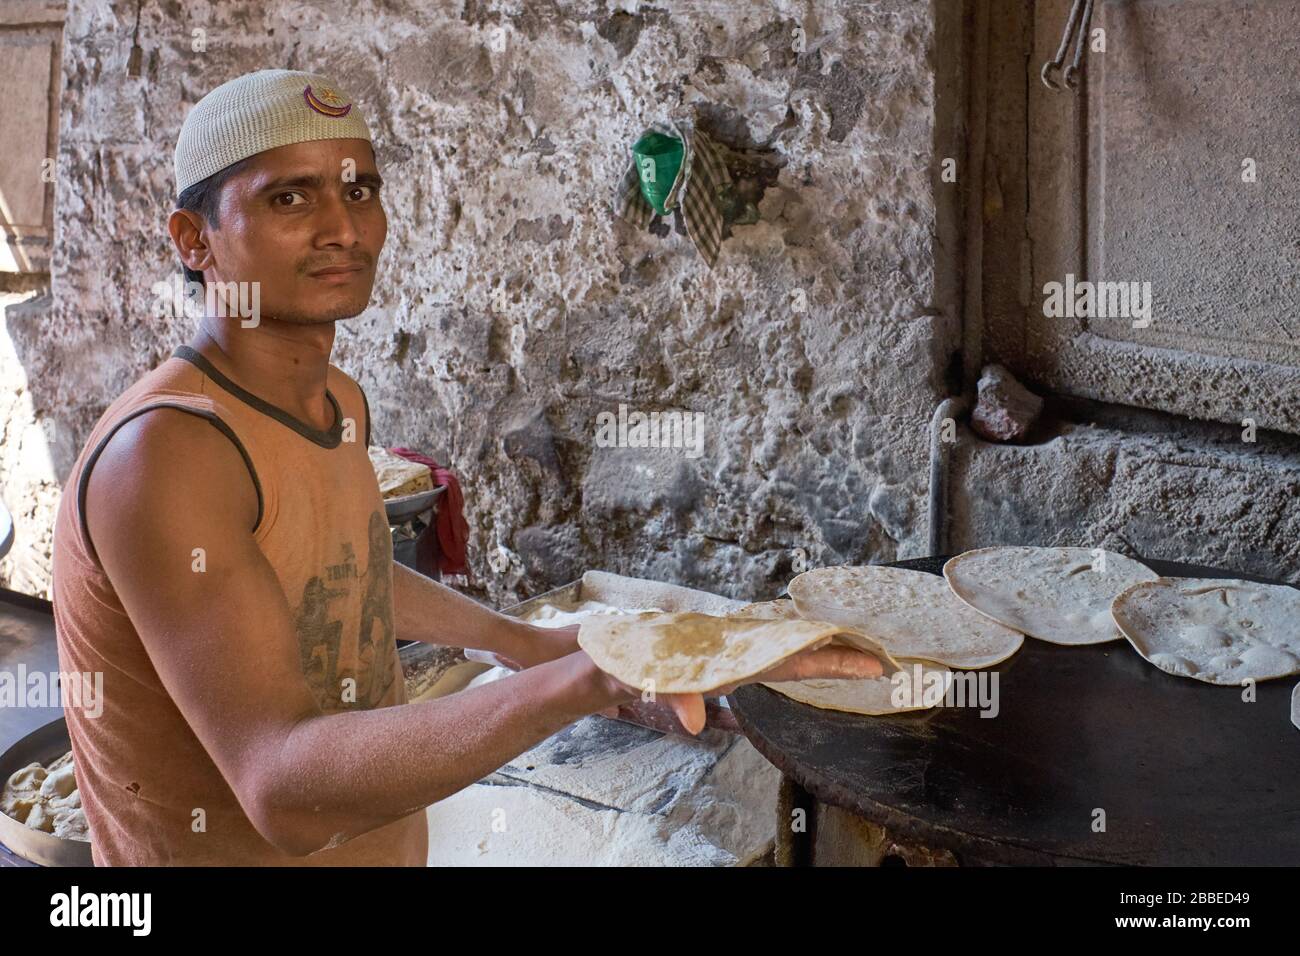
383;486;444;524
0;717;94;866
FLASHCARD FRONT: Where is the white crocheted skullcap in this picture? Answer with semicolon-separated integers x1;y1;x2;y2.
175;68;372;194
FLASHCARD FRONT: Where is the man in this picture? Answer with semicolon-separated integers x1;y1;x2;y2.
51;69;881;865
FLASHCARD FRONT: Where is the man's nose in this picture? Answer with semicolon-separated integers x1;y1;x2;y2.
314;193;361;247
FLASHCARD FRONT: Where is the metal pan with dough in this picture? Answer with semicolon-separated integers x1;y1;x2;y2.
0;717;93;867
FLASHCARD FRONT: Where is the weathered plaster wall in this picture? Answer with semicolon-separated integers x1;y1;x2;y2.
1;0;955;602
952;402;1300;585
0;291;61;598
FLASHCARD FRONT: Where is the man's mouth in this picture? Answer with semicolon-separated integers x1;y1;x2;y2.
307;262;368;284
308;264;366;278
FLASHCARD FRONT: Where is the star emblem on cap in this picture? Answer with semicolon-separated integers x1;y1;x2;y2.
303;84;352;118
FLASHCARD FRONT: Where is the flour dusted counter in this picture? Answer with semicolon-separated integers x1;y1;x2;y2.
402;570;782;866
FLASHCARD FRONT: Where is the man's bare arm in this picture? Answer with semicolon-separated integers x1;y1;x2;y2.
391;560;542;658
86;410;634;857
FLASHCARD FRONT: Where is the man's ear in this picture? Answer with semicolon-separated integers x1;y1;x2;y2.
168;209;214;274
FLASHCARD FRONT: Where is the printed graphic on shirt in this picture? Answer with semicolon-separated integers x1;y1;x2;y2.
294;510;397;711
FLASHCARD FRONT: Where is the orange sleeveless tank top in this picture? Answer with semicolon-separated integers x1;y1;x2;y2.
51;346;427;865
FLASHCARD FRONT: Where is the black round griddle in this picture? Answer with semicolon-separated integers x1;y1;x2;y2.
729;555;1300;866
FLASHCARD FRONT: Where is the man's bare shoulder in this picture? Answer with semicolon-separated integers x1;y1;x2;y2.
84;405;260;549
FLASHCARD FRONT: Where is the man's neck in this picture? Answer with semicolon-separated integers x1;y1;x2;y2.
190;316;338;430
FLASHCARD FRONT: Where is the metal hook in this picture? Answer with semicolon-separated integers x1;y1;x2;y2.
1041;60;1066;92
1042;0;1094;94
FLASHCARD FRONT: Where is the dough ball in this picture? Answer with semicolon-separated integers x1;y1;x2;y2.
52;807;89;841
2;796;36;824
39;764;77;800
24;803;54;833
5;762;46;794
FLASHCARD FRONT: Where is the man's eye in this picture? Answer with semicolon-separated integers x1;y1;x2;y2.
274;192;307;206
347;184;376;201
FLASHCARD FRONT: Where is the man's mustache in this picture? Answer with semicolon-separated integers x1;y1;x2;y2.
300;253;374;274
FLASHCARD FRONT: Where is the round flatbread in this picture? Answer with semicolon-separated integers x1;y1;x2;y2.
729;600;900;659
762;659;953;716
732;600;797;619
732;600;952;714
1111;577;1300;685
943;546;1158;645
577;610;898;695
786;565;1024;667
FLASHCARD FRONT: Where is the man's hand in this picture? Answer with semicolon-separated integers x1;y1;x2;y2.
719;641;885;693
677;643;884;734
594;642;884;736
501;623;884;736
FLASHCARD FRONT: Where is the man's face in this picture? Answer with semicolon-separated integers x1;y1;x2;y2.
189;138;386;324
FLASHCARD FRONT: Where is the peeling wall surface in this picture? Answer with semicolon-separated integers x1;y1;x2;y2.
951;407;1300;585
1;0;951;603
1;0;1295;603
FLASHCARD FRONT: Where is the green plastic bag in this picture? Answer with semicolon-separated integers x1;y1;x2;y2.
632;131;684;216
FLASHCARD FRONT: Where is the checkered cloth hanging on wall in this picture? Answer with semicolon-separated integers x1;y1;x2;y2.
612;115;732;268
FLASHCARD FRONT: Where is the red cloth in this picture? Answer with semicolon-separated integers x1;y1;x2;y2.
388;447;469;576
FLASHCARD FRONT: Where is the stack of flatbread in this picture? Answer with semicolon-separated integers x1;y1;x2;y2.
368;445;434;499
577;610;899;697
576;562;1026;717
573;546;1300;731
731;599;952;715
790;565;1024;666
